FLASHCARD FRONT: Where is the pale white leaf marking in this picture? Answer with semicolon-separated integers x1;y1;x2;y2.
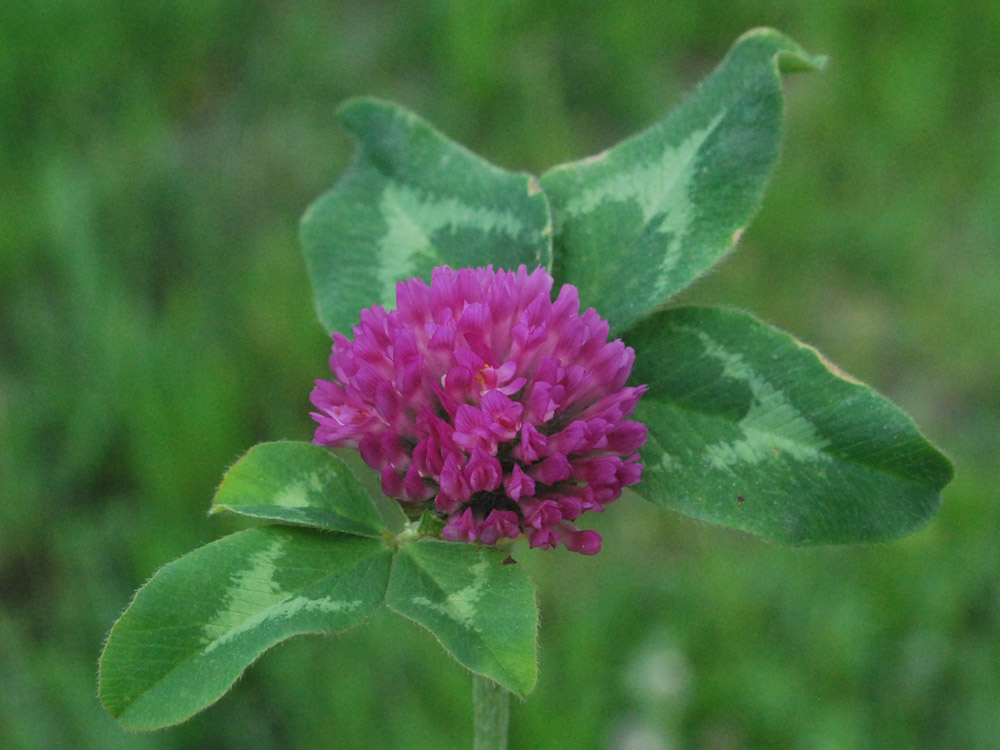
410;555;490;630
200;536;363;654
562;113;725;224
686;328;830;470
202;596;362;655
559;112;726;299
655;451;684;473
272;470;330;509
376;184;530;308
201;537;288;644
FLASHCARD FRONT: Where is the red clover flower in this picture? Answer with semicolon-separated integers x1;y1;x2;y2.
310;265;647;554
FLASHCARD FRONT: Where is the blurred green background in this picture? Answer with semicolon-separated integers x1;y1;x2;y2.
2;1;998;747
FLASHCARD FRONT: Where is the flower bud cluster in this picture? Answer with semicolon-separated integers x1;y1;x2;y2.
311;265;647;554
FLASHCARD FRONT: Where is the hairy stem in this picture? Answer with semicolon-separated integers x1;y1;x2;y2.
473;674;510;750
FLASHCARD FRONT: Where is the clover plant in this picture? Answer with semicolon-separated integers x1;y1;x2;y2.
98;29;952;748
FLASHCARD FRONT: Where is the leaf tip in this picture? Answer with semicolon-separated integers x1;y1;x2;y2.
733;26;827;74
335;94;384;123
776;48;828;74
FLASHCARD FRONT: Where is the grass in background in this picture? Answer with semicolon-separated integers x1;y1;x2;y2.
2;1;997;747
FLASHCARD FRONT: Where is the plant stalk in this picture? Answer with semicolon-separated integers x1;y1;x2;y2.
473;674;510;750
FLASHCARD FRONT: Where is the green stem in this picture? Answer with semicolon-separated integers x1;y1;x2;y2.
473;674;510;750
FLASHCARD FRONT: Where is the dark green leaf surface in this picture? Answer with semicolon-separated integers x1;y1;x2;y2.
627;307;953;543
386;541;537;697
541;28;825;335
99;527;392;730
301;97;553;335
327;446;409;533
211;441;386;537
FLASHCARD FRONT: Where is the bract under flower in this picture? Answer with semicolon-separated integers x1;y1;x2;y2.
310;265;647;554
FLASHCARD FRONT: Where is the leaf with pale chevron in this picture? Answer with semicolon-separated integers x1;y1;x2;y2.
211;441;387;536
98;527;392;730
626;307;953;543
541;28;826;336
301;97;553;336
386;541;538;697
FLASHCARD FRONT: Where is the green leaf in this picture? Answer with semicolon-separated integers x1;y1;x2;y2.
627;307;953;544
211;441;386;537
301;97;553;335
540;28;825;336
386;541;537;697
327;445;409;533
99;527;392;730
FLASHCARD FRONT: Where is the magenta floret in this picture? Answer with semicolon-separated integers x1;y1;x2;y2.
310;265;647;555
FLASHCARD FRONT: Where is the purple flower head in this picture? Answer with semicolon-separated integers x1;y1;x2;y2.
310;265;647;555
